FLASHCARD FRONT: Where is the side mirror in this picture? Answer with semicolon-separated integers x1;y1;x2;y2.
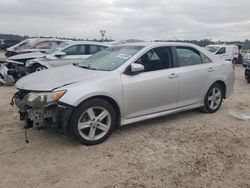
131;63;144;73
55;51;66;57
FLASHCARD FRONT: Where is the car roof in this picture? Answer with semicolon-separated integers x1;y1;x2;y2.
118;42;201;48
66;41;111;47
206;44;238;48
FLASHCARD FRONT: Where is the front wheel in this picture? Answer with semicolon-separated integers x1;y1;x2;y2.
30;64;47;73
69;99;117;145
200;83;223;113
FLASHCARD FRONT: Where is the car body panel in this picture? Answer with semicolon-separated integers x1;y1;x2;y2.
8;52;45;61
121;67;179;119
14;42;235;128
205;44;239;61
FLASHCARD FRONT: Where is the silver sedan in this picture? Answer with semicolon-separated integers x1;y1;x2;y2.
14;42;235;145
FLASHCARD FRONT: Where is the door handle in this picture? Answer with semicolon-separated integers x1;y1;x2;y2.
168;73;178;79
208;67;214;72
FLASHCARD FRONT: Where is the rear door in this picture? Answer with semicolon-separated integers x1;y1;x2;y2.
175;46;215;107
121;46;179;119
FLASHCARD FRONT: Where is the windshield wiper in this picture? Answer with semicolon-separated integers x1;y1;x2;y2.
79;65;97;70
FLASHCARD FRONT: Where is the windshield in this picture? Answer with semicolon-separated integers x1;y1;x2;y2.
78;45;144;71
206;46;219;53
45;43;68;54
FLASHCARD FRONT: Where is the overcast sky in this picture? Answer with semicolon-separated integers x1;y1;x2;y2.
0;0;250;41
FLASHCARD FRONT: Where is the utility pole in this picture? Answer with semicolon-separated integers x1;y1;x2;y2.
100;30;106;41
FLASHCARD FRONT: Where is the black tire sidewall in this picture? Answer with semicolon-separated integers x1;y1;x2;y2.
69;98;117;145
203;83;223;113
30;64;46;73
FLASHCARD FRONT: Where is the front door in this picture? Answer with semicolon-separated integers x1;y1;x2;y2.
121;47;179;119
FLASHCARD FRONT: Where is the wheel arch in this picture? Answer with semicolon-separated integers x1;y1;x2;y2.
74;95;121;124
212;80;226;99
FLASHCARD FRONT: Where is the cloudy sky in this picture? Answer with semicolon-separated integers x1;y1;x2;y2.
0;0;250;41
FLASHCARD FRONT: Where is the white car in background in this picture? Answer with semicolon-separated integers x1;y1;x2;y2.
26;41;111;72
6;38;69;57
206;44;239;63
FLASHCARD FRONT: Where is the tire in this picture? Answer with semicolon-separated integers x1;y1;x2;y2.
247;79;250;84
200;83;223;113
30;64;47;73
69;98;117;145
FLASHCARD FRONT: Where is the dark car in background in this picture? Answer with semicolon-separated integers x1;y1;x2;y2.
245;62;250;83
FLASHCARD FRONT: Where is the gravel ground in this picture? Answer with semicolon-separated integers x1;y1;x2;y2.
0;66;249;188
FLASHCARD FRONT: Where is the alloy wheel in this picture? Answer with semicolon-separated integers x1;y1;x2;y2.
77;106;111;141
208;87;222;110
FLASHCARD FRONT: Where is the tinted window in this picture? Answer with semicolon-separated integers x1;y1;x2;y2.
216;47;226;55
135;47;173;72
63;45;86;55
176;47;202;66
79;45;86;54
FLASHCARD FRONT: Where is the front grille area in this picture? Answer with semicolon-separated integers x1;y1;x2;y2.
17;90;31;100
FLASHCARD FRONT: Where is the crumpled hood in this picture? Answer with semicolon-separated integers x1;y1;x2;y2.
8;52;45;61
16;65;108;91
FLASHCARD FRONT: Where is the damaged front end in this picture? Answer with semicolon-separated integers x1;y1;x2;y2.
0;60;26;85
0;63;15;85
12;90;74;133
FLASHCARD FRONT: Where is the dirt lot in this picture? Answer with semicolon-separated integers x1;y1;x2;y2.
0;66;249;188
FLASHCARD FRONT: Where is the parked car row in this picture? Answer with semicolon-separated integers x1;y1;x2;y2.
12;42;235;145
245;61;250;83
205;44;242;64
0;39;111;85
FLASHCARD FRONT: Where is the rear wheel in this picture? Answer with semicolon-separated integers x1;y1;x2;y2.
69;98;117;145
200;83;223;113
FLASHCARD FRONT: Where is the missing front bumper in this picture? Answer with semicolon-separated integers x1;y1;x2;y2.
13;92;74;133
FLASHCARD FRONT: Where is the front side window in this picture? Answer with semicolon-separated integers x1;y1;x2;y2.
216;47;226;55
63;45;86;55
78;45;143;71
176;47;202;66
135;47;173;72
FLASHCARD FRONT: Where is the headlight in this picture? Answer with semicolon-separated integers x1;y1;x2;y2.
23;90;66;108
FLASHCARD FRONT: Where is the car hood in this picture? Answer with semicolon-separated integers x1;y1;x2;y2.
16;65;109;91
8;52;45;60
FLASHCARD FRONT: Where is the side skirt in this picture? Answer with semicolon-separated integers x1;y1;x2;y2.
120;103;202;126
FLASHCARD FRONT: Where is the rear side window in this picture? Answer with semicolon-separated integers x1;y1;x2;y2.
176;47;202;66
216;47;226;55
